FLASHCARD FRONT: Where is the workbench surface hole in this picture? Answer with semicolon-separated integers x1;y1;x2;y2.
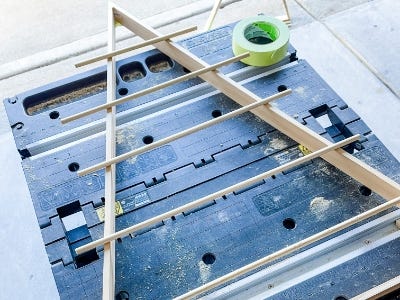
119;61;146;82
283;218;296;230
212;109;222;118
277;84;288;92
202;253;216;265
359;185;372;196
49;111;60;119
142;135;154;144
68;162;80;172
146;53;173;73
116;291;130;300
118;88;128;96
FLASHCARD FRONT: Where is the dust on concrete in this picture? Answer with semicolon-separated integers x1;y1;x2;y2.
116;124;141;164
310;196;333;221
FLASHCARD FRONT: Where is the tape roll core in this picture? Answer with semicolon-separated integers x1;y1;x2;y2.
232;15;290;66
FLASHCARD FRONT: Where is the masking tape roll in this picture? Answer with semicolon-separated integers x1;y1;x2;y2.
232;15;290;67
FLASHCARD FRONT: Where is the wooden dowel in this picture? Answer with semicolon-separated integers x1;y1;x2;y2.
204;0;222;31
282;0;291;22
174;195;400;299
77;89;291;176
350;274;400;300
75;26;197;68
102;4;117;300
61;53;249;124
75;135;359;255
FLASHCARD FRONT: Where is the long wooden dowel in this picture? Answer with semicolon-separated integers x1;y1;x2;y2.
204;0;222;31
102;4;117;300
112;4;400;201
75;135;359;255
174;195;400;300
61;52;249;124
75;26;197;68
350;274;400;300
77;89;291;176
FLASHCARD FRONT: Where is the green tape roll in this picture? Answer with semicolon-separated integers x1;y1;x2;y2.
232;15;290;67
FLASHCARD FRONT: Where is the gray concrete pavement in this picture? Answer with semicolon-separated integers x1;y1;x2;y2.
0;0;398;299
294;0;371;19
324;0;400;96
0;0;200;65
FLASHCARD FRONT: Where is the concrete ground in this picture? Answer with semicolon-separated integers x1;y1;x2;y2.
0;0;398;299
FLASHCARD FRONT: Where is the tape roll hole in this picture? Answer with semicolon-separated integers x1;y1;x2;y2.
244;22;279;45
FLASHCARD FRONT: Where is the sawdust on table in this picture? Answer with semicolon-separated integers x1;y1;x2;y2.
310;196;333;221
264;137;289;155
121;70;145;82
116;124;141;164
269;138;289;150
149;61;171;73
294;86;305;95
198;260;211;284
26;80;107;115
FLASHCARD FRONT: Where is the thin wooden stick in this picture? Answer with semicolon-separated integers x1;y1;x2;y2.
275;15;290;26
112;4;400;201
282;0;291;22
204;0;222;31
173;195;400;299
350;274;400;300
102;4;117;300
75;26;197;68
77;89;291;176
75;135;359;255
61;53;249;124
